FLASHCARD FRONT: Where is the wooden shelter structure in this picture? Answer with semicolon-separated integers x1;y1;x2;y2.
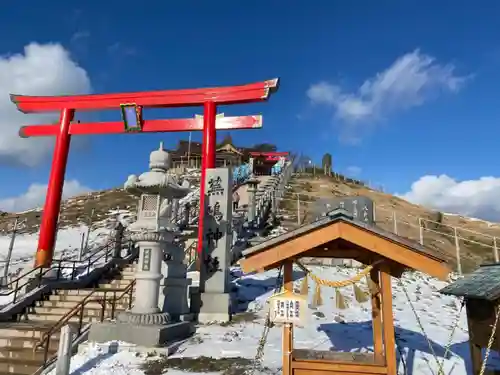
239;209;451;375
167;140;244;169
440;264;500;374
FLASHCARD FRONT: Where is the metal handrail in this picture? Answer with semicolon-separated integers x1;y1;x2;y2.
35;278;136;367
0;236;131;305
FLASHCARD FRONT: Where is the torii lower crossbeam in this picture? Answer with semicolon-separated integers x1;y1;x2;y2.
19;116;262;137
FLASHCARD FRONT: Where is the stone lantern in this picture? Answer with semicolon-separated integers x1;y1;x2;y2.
89;142;193;346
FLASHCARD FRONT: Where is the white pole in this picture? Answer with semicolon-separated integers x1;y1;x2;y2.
454;227;462;275
392;211;398;235
297;194;301;225
84;208;94;254
187;132;192;167
3;217;19;281
55;325;73;375
418;218;424;245
494;237;499;263
78;232;85;262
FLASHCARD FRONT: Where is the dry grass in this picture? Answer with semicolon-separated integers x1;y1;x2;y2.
289;175;500;271
0;188;137;235
142;356;259;375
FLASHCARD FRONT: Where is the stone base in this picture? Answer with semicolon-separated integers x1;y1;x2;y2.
116;311;171;325
88;321;194;347
198;292;231;323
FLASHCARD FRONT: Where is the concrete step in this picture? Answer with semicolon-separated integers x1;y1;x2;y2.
0;357;43;374
115;273;135;280
98;282;134;289
56;289;129;297
0;336;59;350
24;313;101;323
48;294;133;303
0;346;56;361
41;300;133;310
0;321;68;339
34;306;127;318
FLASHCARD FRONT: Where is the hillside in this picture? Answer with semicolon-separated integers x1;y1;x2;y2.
278;174;500;273
1;172;499;273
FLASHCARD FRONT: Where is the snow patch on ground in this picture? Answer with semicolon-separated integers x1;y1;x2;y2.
61;266;493;375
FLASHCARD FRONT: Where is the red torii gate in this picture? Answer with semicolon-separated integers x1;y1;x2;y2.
11;78;279;268
249;151;289;161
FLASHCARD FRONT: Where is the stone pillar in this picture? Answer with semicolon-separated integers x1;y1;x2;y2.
131;236;164;315
113;222;125;259
249;157;254;177
246;179;260;223
199;167;233;323
182;203;190;226
159;238;191;319
171;199;179;223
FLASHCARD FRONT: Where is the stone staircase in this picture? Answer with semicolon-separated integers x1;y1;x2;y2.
0;265;136;375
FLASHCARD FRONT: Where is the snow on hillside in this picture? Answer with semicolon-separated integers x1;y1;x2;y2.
0;209;133;280
55;266;493;375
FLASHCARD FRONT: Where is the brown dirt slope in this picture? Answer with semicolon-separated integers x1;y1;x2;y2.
2;173;499;273
278;174;500;273
0;189;137;235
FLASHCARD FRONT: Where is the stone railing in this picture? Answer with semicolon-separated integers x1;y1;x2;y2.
252;160;293;228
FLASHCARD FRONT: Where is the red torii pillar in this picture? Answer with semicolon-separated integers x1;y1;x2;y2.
11;78;279;267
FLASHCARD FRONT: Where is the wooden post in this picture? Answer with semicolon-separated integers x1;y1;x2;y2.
466;301;483;374
380;267;397;375
282;261;294;375
369;269;384;364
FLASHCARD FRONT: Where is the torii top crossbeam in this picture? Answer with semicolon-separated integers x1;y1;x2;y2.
11;78;279;112
12;78;279;268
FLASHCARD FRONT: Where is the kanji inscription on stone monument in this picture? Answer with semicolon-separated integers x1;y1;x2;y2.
142;248;152;271
329;196;375;224
207;176;224;196
207;201;224;222
201;168;233;293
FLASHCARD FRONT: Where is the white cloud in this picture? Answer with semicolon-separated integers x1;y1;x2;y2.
399;175;500;222
0;179;91;213
0;43;91;167
307;49;470;141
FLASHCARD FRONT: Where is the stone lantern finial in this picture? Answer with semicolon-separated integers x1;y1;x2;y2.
149;142;171;171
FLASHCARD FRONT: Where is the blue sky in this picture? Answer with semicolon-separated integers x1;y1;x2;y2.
0;1;499;219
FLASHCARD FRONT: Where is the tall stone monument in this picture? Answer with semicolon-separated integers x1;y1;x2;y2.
89;143;194;347
198;167;233;323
